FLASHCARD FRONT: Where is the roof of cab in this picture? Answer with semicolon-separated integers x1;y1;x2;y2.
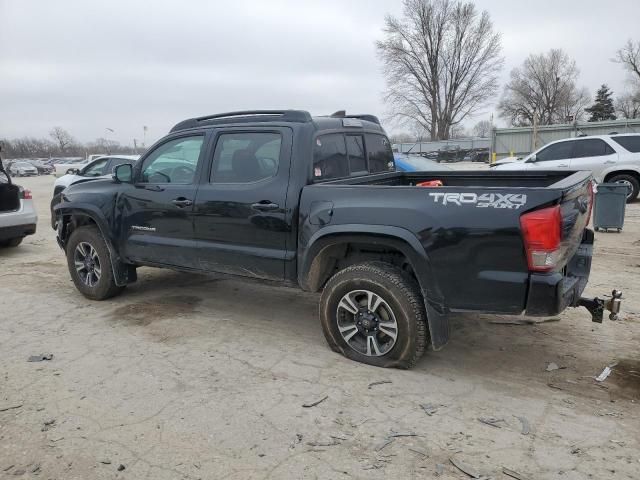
169;110;385;134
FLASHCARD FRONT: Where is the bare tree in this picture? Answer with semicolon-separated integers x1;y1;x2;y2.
498;49;589;126
449;124;468;138
616;90;640;119
472;119;492;137
49;127;75;153
377;0;503;141
615;39;640;83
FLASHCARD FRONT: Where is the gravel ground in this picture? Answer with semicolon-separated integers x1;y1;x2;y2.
1;170;639;479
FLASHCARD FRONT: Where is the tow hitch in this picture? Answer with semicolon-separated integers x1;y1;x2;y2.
579;290;623;322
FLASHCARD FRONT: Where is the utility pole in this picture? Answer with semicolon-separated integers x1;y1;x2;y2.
133;138;138;154
142;126;148;149
531;112;539;152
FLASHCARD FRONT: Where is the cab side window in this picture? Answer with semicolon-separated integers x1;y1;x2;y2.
536;141;573;161
313;134;349;181
140;136;204;184
210;132;281;183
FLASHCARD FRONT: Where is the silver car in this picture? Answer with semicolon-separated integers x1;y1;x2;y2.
8;161;39;177
1;158;37;247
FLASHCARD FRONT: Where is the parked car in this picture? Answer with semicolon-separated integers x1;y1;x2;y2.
53;155;140;196
8;161;38;177
394;153;452;172
436;144;462;162
491;134;640;202
0;151;37;247
51;109;619;369
26;160;55;175
53;158;89;178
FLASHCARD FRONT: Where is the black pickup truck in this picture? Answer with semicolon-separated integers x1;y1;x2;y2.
51;110;621;368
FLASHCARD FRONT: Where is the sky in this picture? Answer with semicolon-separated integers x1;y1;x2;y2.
1;0;639;146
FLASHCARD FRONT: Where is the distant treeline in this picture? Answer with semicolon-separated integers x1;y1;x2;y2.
1;127;142;159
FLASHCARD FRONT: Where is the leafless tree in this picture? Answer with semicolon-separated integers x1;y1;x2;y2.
377;0;503;141
49;127;75;153
615;39;640;83
388;132;416;144
472;119;492;137
498;49;589;126
616;91;640;119
449;124;468;138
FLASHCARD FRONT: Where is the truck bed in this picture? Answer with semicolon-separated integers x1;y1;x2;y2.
299;169;593;316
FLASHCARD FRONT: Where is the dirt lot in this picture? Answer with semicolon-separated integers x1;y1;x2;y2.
1;170;639;479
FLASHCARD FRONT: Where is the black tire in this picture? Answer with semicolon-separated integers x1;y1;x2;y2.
608;174;639;203
0;237;23;248
319;262;428;369
66;226;125;300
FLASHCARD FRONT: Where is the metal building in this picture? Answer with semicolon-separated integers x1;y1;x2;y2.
491;119;640;160
393;137;490;154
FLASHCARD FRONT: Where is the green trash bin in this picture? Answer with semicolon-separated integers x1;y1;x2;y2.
593;183;631;232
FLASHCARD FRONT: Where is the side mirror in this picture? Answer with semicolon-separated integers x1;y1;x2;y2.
526;154;537;163
67;168;80;175
113;163;133;183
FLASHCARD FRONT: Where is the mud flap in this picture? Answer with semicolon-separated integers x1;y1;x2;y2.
425;299;450;351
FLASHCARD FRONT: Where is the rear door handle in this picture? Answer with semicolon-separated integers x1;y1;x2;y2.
251;201;279;211
604;160;616;165
558;164;569;167
171;198;193;208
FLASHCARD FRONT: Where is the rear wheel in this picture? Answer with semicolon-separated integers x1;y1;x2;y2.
608;174;639;203
0;237;23;248
319;262;428;369
66;226;125;300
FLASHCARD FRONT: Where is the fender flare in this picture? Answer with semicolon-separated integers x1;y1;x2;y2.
598;165;640;183
54;204;130;286
299;224;450;350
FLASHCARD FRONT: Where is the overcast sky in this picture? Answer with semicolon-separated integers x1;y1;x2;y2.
1;0;639;146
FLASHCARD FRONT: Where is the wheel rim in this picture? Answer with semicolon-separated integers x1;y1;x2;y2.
614;179;634;199
73;242;102;287
336;290;398;357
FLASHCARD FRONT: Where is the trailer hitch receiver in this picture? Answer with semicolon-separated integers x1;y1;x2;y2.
578;290;622;323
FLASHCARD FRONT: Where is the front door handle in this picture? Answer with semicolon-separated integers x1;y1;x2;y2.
251;201;279;211
558;164;569;167
171;198;193;208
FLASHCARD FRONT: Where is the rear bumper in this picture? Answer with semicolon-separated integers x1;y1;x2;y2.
0;223;36;240
525;229;593;316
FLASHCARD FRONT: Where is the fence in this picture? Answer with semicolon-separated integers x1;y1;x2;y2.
491;119;640;159
392;138;490;154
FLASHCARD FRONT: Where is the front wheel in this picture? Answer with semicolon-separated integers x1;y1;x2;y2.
66;226;125;300
608;174;639;203
319;262;428;369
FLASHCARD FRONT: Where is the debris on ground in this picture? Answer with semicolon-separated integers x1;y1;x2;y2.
99;459;111;465
306;439;341;447
3;465;15;472
41;419;56;431
450;456;481;478
368;380;392;389
408;448;427;457
420;403;439;416
0;404;23;413
516;416;530;435
489;317;560;325
595;362;618;382
11;468;26;476
435;463;445;476
302;395;328;408
546;362;559;372
375;432;419;451
503;467;530;480
477;416;505;428
27;354;53;362
117;464;126;471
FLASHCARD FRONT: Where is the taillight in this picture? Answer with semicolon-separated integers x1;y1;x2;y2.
520;205;562;272
20;189;33;200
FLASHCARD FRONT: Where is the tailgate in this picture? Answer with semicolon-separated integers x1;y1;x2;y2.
556;174;594;268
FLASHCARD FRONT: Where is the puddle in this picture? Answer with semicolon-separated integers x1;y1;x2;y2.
109;295;202;326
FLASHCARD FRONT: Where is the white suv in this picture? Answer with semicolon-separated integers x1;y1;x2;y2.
492;134;640;202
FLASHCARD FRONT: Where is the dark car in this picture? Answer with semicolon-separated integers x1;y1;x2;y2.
51;110;620;369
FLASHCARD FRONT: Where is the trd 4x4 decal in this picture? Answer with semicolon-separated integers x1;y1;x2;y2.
429;192;527;209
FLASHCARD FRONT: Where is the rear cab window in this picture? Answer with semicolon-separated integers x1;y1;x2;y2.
313;132;395;181
611;136;640;153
